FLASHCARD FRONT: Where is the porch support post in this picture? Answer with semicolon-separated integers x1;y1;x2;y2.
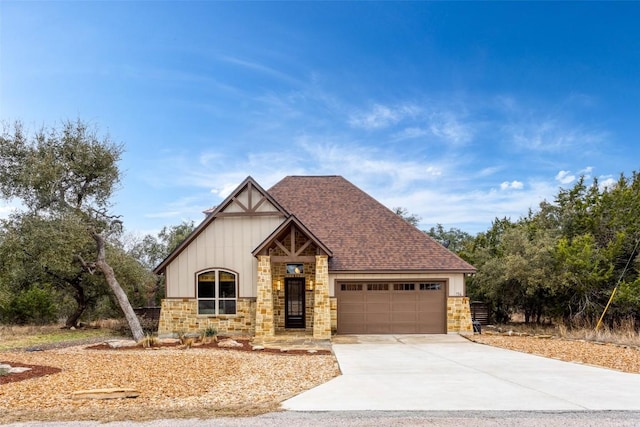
255;255;275;338
313;255;331;339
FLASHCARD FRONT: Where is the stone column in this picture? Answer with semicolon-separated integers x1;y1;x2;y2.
447;297;473;334
313;255;331;339
255;255;275;339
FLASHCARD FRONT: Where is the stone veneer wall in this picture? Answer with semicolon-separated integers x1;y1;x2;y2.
447;296;473;334
255;255;274;338
157;298;255;336
330;297;337;334
312;255;331;339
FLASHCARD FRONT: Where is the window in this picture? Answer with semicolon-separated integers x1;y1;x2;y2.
367;283;389;291
197;270;237;315
341;284;363;291
420;283;442;291
286;263;304;274
394;283;415;291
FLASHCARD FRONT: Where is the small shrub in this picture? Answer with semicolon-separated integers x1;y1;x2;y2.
138;334;159;348
174;330;187;342
0;367;9;377
201;326;218;343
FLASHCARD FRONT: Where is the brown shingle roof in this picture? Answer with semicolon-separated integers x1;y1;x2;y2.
268;175;475;272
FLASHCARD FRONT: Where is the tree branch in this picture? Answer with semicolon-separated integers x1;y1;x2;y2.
74;253;96;275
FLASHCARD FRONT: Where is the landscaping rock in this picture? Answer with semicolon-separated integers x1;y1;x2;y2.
251;345;265;351
0;363;32;374
218;338;243;348
105;340;137;349
71;387;140;400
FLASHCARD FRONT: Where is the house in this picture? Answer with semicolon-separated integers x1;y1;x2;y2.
154;175;476;339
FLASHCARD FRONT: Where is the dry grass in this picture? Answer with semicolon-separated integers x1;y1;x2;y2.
0;324;113;351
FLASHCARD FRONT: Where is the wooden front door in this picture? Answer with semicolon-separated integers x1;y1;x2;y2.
285;278;305;328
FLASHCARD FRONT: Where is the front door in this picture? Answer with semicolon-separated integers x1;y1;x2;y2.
285;278;305;328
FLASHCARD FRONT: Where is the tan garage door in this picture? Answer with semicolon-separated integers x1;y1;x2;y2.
336;282;446;334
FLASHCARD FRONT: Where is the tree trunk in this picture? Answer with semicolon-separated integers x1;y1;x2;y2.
65;298;87;328
64;277;88;328
92;232;145;341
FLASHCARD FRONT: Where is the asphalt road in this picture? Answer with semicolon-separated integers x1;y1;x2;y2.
4;411;640;427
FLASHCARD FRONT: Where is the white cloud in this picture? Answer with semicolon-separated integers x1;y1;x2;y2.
599;177;617;190
392;127;428;141
381;179;558;234
348;103;420;130
428;112;473;145
500;180;524;190
295;136;445;193
505;119;607;153
216;55;302;86
579;166;594;179
478;166;502;177
555;170;575;184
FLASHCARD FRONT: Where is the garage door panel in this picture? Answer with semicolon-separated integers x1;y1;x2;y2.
340;294;365;302
366;312;390;322
366;303;390;313
366;293;390;302
341;302;365;311
392;301;417;312
366;322;392;334
391;310;419;322
341;312;365;322
392;322;418;333
391;293;415;302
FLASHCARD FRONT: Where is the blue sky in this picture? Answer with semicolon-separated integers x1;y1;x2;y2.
1;2;639;237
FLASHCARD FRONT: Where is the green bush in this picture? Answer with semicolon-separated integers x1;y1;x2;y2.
1;285;58;325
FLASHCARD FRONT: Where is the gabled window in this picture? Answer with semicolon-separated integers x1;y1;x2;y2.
197;270;237;315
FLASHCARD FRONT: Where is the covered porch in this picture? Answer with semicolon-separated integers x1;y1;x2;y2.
252;216;333;340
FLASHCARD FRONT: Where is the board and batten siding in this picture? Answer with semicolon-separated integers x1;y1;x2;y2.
165;215;285;299
328;272;466;297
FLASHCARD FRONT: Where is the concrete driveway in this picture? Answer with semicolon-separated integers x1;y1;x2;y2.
282;334;640;411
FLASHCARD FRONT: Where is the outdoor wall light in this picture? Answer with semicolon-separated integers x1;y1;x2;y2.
308;280;314;291
276;280;281;291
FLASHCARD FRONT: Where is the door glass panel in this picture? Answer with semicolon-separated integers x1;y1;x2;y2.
285;279;305;328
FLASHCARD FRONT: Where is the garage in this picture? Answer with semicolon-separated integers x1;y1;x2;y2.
336;281;447;334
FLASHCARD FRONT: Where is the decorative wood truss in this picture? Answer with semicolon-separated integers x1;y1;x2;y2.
215;179;284;217
253;216;332;263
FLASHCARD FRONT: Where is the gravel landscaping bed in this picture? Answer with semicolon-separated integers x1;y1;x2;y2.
4;333;640;423
0;343;340;423
471;334;640;374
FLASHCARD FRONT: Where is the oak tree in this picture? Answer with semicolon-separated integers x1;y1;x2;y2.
0;120;145;340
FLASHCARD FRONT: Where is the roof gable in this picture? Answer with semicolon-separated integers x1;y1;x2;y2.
252;215;333;260
154;176;287;274
211;176;288;217
267;176;476;272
